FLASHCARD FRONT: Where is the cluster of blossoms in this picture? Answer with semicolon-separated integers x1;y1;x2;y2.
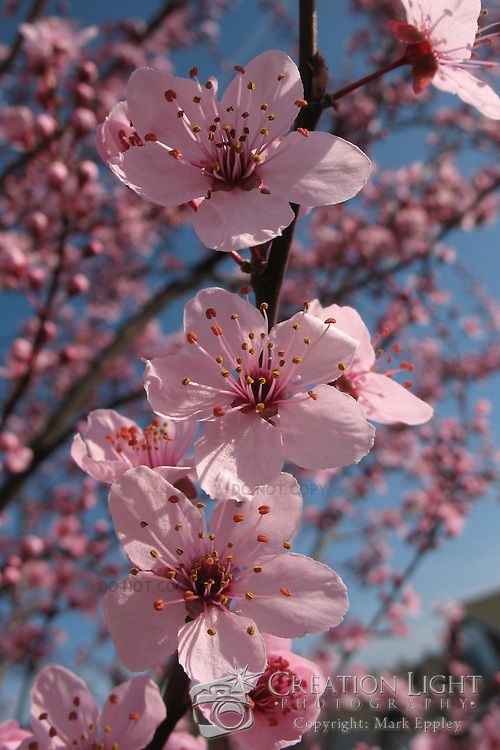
2;0;499;747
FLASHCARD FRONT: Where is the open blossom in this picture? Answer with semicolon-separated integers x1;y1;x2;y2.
390;0;500;119
0;721;30;750
308;300;433;425
145;288;375;499
71;408;196;487
103;466;349;684
98;50;371;251
229;635;325;750
18;665;165;750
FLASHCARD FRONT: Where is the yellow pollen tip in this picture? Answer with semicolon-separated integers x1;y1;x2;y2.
221;370;230;377
175;523;182;531
277;73;285;80
267;113;276;120
258;377;266;385
130;567;139;575
144;133;157;141
247;626;255;635
272;369;280;378
292;356;302;364
182;377;190;386
245;592;254;600
304;337;311;345
280;587;293;597
207;628;217;636
209;533;215;540
246;376;255;384
255;403;265;412
260;127;269;136
215;355;223;363
252;154;262;163
247;82;255;90
338;362;346;371
140;521;148;528
150;549;159;558
253;565;262;573
293;323;300;331
231;312;239;319
283;541;291;550
192;125;202;133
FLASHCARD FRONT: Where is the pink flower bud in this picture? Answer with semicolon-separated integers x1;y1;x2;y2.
67;273;89;296
47;161;69;189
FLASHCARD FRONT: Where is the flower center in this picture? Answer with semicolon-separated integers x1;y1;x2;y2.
105;419;176;469
251;656;307;722
188;552;230;601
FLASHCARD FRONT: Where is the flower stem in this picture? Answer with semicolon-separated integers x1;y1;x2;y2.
329;56;409;102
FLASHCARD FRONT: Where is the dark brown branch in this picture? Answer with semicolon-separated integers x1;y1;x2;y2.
250;0;321;326
144;658;191;750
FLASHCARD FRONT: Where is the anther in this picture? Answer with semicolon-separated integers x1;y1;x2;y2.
197;502;206;509
140;521;148;528
192;126;202;133
213;406;225;417
267;114;276;120
280;587;292;597
253;565;262;573
293;323;300;331
304;337;311;345
257;534;269;543
221;369;230;377
150;549;159;558
292;356;302;364
260;127;269;135
307;390;318;400
182;377;191;386
129;713;140;721
283;541;291;550
297;127;309;136
325;317;336;324
189;67;198;77
176;548;184;555
234;65;245;73
231;313;239;319
144;133;157;141
233;514;245;523
295;98;308;107
338;362;346;370
169;149;181;160
207;628;217;636
108;695;118;704
205;80;213;89
164;89;177;102
247;626;255;635
175;523;182;531
255;403;265;412
247;82;256;90
68;712;77;721
211;324;223;336
258;505;270;515
272;369;280;378
39;712;49;719
130;567;139;575
245;592;254;600
277;73;285;80
168;495;180;503
206;307;217;319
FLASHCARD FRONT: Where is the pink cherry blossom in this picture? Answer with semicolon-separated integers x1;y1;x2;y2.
308;300;433;425
390;0;500;119
103;466;349;684
0;721;31;750
229;635;325;750
71;408;196;486
18;665;165;750
164;732;207;750
98;50;371;251
145;288;375;499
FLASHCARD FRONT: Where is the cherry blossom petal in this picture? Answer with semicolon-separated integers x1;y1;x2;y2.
235;553;349;637
194;411;284;498
103;572;186;670
193;187;295;252
145;353;233;421
164;733;207;750
279;385;375;470
260;131;371;206
111;142;208;207
178;606;266;684
220;50;303;140
357;371;433;425
269;311;359;387
30;666;99;747
400;0;480;57
108;466;202;570
184;287;267;361
308;300;376;372
433;65;500;120
99;677;166;750
210;473;302;558
71;409;137;482
96;101;131;162
127;68;213;161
